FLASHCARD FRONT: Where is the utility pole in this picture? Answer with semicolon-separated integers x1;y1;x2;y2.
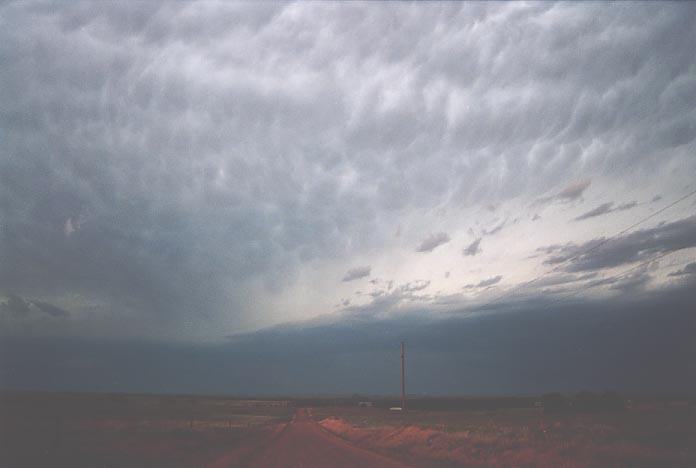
401;341;406;410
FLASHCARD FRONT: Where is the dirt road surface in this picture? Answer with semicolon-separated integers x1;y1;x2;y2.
209;408;410;468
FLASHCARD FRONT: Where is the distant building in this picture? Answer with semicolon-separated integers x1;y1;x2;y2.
358;401;374;407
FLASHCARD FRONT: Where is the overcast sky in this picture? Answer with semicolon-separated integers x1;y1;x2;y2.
1;1;695;395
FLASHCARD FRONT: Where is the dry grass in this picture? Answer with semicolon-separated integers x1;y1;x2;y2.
2;393;693;467
312;404;696;467
0;392;292;468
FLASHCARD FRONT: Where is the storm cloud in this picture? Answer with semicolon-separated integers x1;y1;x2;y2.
464;275;503;290
0;294;70;319
669;262;696;277
342;266;371;282
574;201;638;221
463;238;482;257
416;233;451;253
536;179;592;205
542;215;696;272
0;1;695;364
2;283;694;396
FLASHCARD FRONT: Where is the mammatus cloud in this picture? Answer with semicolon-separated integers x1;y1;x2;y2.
669;262;696;277
463;238;482;256
574;201;638;221
464;275;502;289
416;232;450;252
0;2;695;342
541;215;696;272
342;266;371;282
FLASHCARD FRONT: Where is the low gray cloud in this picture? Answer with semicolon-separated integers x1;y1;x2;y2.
342;279;434;314
617;201;639;211
537;179;592;205
482;221;505;236
342;266;371;282
0;294;70;319
0;294;31;316
557;179;592;202
416;232;450;253
361;280;432;305
463;238;482;257
609;270;652;293
574;201;638;221
586;277;619;289
32;301;70;318
542;215;696;272
464;275;502;289
669;262;696;277
574;202;614;221
531;272;597;289
399;280;430;293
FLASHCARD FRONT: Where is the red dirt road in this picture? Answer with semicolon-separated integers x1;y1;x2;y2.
209;409;410;468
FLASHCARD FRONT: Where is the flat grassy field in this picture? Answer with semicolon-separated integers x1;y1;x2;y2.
2;392;694;467
311;403;696;467
0;392;292;468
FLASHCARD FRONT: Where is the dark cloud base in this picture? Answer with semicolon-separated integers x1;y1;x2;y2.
2;283;694;397
542;215;696;272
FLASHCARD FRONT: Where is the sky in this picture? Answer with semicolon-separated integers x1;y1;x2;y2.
1;1;695;395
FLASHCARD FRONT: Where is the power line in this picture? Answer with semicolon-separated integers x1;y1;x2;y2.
482;186;696;307
532;249;685;310
555;186;696;269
